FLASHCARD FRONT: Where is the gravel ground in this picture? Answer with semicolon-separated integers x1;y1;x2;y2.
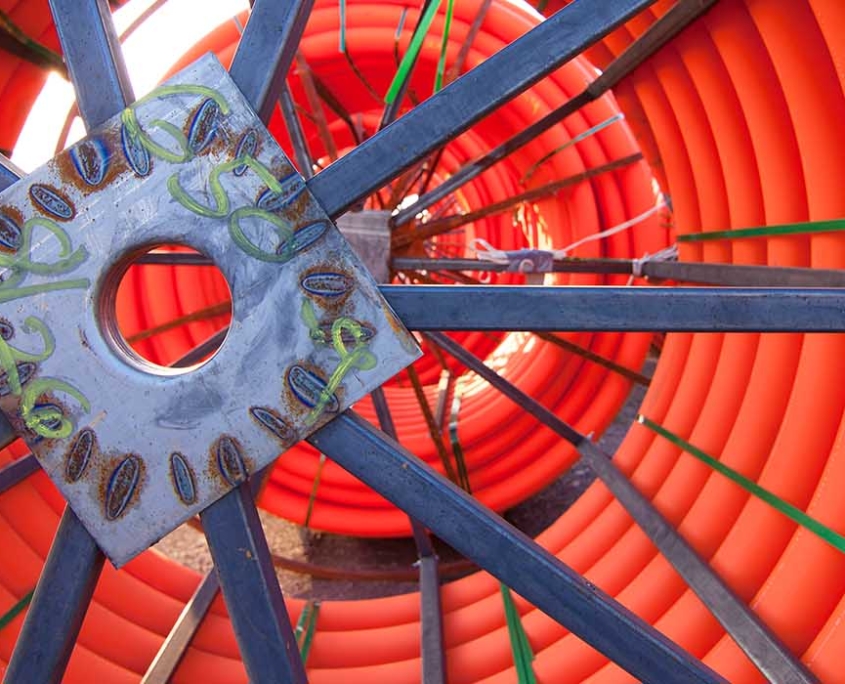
154;357;656;600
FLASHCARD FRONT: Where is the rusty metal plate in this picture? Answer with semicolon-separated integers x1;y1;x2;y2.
0;54;420;566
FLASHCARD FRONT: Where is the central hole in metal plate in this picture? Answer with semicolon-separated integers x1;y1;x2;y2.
99;244;232;375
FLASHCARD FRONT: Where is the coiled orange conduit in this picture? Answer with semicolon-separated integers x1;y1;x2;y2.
0;0;843;682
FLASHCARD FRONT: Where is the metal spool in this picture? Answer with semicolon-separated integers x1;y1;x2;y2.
0;1;843;683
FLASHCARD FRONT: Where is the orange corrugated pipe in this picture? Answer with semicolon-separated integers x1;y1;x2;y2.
0;0;844;682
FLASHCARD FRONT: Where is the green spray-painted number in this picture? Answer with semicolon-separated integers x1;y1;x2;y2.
0;216;90;304
300;300;377;425
0;317;89;438
121;84;231;164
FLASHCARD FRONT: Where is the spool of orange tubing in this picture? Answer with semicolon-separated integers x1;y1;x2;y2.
0;0;844;682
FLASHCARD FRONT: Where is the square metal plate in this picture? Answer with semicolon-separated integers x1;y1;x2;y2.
0;54;420;565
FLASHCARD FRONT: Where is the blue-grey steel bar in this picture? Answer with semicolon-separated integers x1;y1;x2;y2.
200;484;307;684
140;571;220;684
381;286;845;332
371;387;445;683
0;413;16;449
391;0;717;226
392;257;845;287
279;84;315;179
308;0;658;219
0;154;24;191
418;555;447;684
3;508;106;684
0;453;38;495
6;4;132;680
47;0;134;129
229;0;316;123
426;331;819;684
308;412;725;684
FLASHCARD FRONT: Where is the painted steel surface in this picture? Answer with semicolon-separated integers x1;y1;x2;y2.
0;53;419;565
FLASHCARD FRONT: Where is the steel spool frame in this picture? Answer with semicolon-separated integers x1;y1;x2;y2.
0;1;842;682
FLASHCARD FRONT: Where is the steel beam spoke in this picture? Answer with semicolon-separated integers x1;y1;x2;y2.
309;412;724;684
229;0;316;122
391;0;717;226
4;508;106;684
0;154;23;191
280;84;315;178
381;286;845;332
0;453;38;495
392;154;642;246
371;387;445;684
391;257;845;288
141;571;220;684
426;331;819;684
200;483;307;684
0;412;16;450
308;0;659;219
48;0;133;129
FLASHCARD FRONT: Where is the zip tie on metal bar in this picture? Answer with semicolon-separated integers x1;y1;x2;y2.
677;218;845;243
626;244;679;285
0;589;33;632
500;583;538;684
520;113;625;184
385;0;443;104
294;599;321;662
470;202;667;273
638;415;845;554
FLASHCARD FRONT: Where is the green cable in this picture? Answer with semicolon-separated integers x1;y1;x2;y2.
385;0;443;104
433;0;455;93
500;583;537;684
638;415;845;554
0;589;33;632
294;599;321;662
676;218;845;243
338;0;347;52
302;453;327;529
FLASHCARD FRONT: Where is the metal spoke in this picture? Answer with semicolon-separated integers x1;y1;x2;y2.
425;331;819;684
371;387;446;684
391;257;845;287
200;483;307;684
392;154;642;246
140;570;220;684
48;0;133;129
0;154;23;191
0;453;39;495
309;412;725;684
0;412;16;449
4;508;105;684
307;0;659;219
392;0;717;226
280;84;315;178
229;0;316;122
381;285;845;331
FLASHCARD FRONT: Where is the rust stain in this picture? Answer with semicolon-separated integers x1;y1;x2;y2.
52;130;127;195
97;452;146;521
63;427;97;483
206;434;254;490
